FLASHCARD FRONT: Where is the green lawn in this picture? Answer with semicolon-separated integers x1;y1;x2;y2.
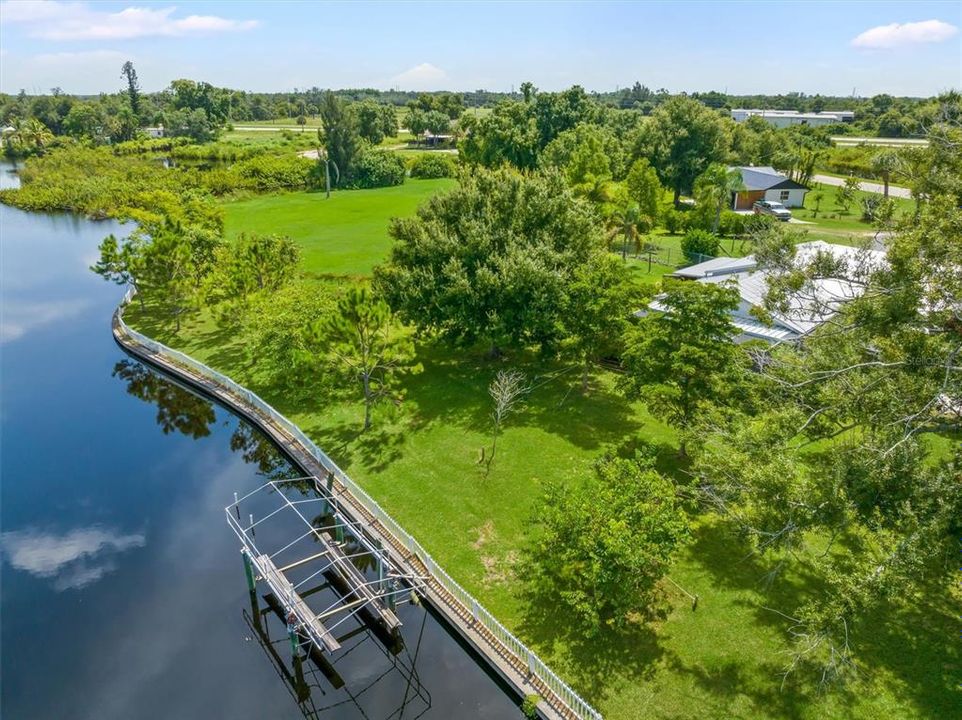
797;184;913;241
129;181;960;720
223;178;456;277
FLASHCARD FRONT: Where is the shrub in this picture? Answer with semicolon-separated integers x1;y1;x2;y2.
681;228;720;263
409;153;457;179
231;154;313;192
744;213;777;236
718;210;746;238
861;195;894;224
662;207;684;234
521;695;541;719
348;149;406;189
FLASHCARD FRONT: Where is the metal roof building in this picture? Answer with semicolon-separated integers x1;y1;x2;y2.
651;241;886;344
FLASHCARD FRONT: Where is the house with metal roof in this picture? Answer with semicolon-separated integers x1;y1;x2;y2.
648;241;886;344
730;166;809;209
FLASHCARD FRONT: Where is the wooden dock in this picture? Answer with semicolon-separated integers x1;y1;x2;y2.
113;300;599;720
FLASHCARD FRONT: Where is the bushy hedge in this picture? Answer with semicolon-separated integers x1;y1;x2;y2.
230;154;314;192
718;210;747;238
822;145;874;179
662;207;684;235
347;150;406;189
681;228;720;262
409;153;457;179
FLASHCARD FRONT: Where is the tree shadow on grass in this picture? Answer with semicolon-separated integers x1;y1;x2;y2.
680;519;962;719
305;417;409;475
399;343;644;452
851;574;962;719
661;654;830;720
515;581;669;701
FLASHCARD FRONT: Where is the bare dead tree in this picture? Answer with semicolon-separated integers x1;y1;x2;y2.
483;369;529;475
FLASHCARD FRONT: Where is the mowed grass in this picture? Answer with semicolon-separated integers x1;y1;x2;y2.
222;178;456;277
130;181;961;720
798;184;914;241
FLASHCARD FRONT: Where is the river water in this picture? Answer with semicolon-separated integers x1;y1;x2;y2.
0;164;519;719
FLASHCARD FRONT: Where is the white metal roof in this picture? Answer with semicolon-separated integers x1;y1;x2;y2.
655;241;887;343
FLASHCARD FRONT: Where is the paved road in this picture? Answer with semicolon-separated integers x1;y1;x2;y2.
810;174;912;199
831;136;928;148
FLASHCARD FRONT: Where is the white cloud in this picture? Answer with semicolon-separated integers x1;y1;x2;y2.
0;1;259;40
390;62;448;90
2;525;146;590
852;19;959;49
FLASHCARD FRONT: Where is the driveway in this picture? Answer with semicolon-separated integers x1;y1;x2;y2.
810;174;912;199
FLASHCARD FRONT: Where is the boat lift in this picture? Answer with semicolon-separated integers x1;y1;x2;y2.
226;476;429;660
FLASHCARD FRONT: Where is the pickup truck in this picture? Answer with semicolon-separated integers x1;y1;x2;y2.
752;200;792;221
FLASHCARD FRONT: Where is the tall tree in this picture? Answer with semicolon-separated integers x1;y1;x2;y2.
356;101;387;145
315;287;417;431
606;201;643;261
638;96;730;205
206;233;300;327
406;108;428;145
694;164;744;233
621;280;743;456
625;157;663;226
525;454;690;635
318;91;360;183
93;222;221;332
561;253;640;392
870;149;899;198
120;61;141;118
690;108;962;686
375;168;603;354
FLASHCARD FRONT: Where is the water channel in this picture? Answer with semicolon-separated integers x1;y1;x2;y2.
0;162;520;719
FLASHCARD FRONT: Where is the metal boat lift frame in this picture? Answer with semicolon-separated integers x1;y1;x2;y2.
226;476;428;658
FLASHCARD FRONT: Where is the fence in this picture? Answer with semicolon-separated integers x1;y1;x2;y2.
628;246;718;271
114;286;603;720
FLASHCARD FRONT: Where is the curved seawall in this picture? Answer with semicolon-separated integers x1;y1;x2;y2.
112;287;602;720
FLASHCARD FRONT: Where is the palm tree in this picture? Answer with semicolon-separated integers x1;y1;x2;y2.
871;149;899;199
697;164;745;234
21;119;53;153
607;202;642;261
573;174;612;205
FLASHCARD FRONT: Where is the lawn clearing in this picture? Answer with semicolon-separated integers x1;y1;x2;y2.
222;178;456;277
799;183;913;235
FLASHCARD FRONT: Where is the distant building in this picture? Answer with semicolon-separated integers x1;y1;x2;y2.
143;126;165;139
651;241;886;344
730;166;809;209
731;109;855;128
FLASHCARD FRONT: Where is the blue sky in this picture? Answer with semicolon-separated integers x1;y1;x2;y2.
1;1;959;96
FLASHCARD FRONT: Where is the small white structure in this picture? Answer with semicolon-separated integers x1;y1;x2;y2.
652;241;886;344
731;109;854;128
730;166;809;209
143;126;164;139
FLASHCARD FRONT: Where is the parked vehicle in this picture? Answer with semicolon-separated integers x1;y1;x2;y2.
752;200;792;221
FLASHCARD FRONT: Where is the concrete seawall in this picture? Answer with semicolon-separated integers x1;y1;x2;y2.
112;294;601;720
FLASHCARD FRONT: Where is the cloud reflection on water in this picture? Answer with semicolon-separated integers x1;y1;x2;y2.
0;298;92;343
1;525;146;590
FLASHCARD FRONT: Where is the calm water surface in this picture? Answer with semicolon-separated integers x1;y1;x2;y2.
0;164;519;719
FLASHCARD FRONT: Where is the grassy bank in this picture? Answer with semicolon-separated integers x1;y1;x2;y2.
129;182;959;720
223;178;455;277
